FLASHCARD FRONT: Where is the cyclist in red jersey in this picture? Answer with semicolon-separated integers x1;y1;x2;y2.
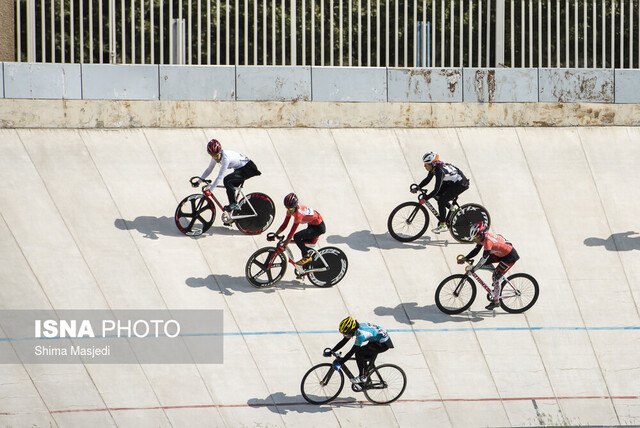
268;193;326;265
458;222;520;310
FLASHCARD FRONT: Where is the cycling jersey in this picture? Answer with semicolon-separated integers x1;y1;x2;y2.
419;161;468;200
482;233;513;257
201;150;250;190
276;204;323;241
353;323;389;347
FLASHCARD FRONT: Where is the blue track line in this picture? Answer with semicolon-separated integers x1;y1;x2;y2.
1;325;639;342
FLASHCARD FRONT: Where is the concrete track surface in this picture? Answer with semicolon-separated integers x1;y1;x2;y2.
0;127;639;427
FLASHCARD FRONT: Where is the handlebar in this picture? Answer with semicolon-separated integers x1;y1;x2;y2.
190;176;212;188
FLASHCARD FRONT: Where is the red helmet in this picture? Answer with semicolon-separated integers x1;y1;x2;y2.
283;193;298;209
207;139;222;156
469;222;487;240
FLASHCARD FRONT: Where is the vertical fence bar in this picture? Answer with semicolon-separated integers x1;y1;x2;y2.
263;0;267;64
79;0;84;63
359;0;363;65
377;0;380;66
132;0;136;63
331;0;335;66
61;0;65;62
238;0;241;65
528;0;532;67
487;0;492;67
42;0;47;61
538;0;542;67
431;0;435;67
16;0;20;62
521;0;524;67
459;0;463;66
386;0;389;67
556;0;559;66
611;0;614;67
583;0;586;66
142;0;146;63
320;0;324;65
451;0;454;67
440;0;444;67
122;0;126;62
396;0;399;67
272;0;276;64
471;0;475;67
207;0;211;64
573;0;577;67
339;0;343;65
160;0;164;63
629;0;633;68
620;0;624;67
151;0;154;63
404;0;408;66
367;0;371;65
244;0;248;65
601;0;604;68
302;0;305;65
592;0;596;67
423;0;427;67
349;0;353;67
291;0;296;65
478;0;482;67
312;0;315;66
254;0;258;65
564;0;568;66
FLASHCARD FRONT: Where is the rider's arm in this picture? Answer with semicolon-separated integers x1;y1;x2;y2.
470;250;491;272
208;154;230;189
424;168;444;199
285;220;300;242
274;212;292;236
331;337;350;354
200;158;217;180
418;171;434;189
465;244;482;261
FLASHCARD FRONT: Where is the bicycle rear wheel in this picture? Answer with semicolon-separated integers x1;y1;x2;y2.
235;193;276;235
387;202;429;242
307;247;348;288
500;273;539;313
301;363;345;405
435;274;477;314
175;194;215;236
363;364;407;404
245;247;287;288
448;203;491;243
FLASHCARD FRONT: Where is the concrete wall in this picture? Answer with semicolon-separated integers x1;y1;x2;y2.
2;63;640;104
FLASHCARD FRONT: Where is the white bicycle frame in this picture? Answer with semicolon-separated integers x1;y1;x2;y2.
211;185;258;221
466;264;508;298
282;243;330;277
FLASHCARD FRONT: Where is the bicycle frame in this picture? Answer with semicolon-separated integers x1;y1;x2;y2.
266;239;331;277
202;185;259;221
416;190;459;223
464;263;520;300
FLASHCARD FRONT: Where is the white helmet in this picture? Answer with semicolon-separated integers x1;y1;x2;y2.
422;152;439;164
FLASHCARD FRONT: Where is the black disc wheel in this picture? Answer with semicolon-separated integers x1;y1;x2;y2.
235;193;276;235
435;274;477;314
448;203;491;243
500;273;540;313
387;202;429;242
307;247;348;288
175;194;215;236
363;364;407;405
301;363;345;405
245;247;287;288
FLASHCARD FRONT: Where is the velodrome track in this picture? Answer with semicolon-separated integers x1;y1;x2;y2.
0;127;639;427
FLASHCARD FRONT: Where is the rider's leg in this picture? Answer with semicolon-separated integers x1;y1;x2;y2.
294;223;325;265
223;161;261;207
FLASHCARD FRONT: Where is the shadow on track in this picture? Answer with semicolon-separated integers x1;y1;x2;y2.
584;231;640;251
325;230;462;252
374;302;491;324
115;216;242;239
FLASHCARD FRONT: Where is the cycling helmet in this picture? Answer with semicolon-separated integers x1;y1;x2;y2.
338;317;357;335
422;152;439;164
207;139;222;156
469;222;487;240
283;192;298;209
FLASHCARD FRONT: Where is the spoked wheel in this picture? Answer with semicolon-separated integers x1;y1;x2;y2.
448;203;491;243
306;247;349;288
235;193;276;235
175;194;216;236
500;273;540;313
301;363;345;405
387;202;429;242
435;274;477;314
363;364;407;405
245;247;287;288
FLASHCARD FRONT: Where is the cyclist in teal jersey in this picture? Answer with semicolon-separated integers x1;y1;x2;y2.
323;317;394;385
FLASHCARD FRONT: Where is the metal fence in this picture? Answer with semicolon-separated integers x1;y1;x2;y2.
14;0;640;68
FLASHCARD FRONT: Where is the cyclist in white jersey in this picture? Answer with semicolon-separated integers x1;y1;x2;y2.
193;139;261;212
324;317;394;385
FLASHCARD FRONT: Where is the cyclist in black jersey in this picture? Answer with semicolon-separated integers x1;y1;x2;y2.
414;151;470;234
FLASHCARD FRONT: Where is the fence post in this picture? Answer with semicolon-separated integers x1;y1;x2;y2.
495;0;505;66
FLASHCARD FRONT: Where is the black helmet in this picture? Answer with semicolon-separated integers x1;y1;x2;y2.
284;193;298;209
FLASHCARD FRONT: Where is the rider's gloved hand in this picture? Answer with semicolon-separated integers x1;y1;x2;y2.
323;350;332;357
191;177;202;187
457;257;467;265
410;187;418;194
266;235;275;242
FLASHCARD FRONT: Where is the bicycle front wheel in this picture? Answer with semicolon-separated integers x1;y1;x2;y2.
307;247;348;288
301;363;345;405
387;202;429;242
175;194;215;236
500;273;539;313
245;247;287;288
435;274;477;314
448;203;491;243
363;364;407;405
235;193;276;235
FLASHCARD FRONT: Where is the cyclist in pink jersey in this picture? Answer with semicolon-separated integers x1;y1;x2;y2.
268;193;326;265
458;222;520;310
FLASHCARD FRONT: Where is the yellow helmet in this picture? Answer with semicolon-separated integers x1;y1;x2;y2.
338;317;357;335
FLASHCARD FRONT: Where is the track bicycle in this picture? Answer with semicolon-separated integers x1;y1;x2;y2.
245;233;348;288
387;184;490;243
175;177;275;236
435;255;540;314
300;348;407;405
